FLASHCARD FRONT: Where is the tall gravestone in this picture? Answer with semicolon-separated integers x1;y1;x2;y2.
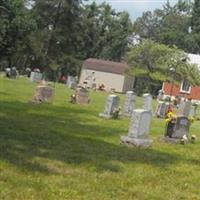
155;101;169;118
121;109;152;148
99;95;120;119
123;91;136;117
143;93;152;111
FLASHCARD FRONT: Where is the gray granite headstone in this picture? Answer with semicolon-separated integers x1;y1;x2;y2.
143;93;152;111
123;91;136;117
121;109;152;148
30;72;42;82
99;95;120;119
155;101;169;118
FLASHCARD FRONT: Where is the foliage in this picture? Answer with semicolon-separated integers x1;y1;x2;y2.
126;40;200;86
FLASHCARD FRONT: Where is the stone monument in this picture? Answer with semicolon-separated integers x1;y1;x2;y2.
30;72;42;82
121;109;152;148
32;85;54;103
123;91;136;117
143;93;152;111
155;101;169;118
177;101;191;117
99;95;120;119
75;87;90;105
67;76;77;89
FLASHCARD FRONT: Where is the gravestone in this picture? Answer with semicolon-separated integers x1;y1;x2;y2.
157;89;164;101
99;95;120;119
177;101;191;117
75;87;90;105
30;72;42;82
121;109;152;148
165;116;190;143
143;93;152;111
189;104;198;118
67;76;77;89
32;85;54;103
155;101;169;118
123;91;136;117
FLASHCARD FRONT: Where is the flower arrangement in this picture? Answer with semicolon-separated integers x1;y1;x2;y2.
112;107;121;119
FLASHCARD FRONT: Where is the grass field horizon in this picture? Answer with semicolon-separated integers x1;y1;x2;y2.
0;76;200;200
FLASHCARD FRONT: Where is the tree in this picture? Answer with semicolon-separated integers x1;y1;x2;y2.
126;40;200;86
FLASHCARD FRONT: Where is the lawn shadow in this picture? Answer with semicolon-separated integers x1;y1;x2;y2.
0;100;186;174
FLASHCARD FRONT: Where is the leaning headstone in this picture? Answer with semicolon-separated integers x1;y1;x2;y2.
32;85;54;103
30;72;42;82
123;91;136;117
177;101;191;117
121;109;152;148
75;87;90;105
155;101;169;118
67;76;77;89
99;95;120;119
164;116;190;143
143;93;152;111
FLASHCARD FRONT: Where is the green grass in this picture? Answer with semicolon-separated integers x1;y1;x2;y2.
0;76;200;200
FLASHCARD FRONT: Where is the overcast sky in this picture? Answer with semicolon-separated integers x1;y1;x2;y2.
86;0;178;20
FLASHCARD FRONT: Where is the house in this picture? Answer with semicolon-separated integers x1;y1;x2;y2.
79;58;135;93
162;53;200;102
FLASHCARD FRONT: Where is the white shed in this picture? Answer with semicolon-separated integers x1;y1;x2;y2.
79;58;134;93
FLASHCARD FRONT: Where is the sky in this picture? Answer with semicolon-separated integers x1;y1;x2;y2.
86;0;179;20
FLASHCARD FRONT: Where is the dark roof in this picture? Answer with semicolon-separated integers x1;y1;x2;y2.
83;58;128;75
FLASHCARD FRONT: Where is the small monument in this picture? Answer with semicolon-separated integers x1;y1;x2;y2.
155;101;169;118
75;87;90;105
143;93;152;111
123;91;136;117
32;85;54;103
30;72;42;82
164;116;190;143
121;109;152;148
67;76;77;89
99;95;120;119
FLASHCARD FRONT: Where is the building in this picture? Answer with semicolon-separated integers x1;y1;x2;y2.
79;58;134;93
162;53;200;102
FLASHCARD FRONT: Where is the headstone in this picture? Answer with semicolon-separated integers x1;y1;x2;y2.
123;91;136;117
75;87;90;105
165;116;190;140
177;101;191;117
143;93;152;111
157;89;164;101
30;72;42;82
32;85;54;103
67;76;77;89
155;101;169;118
99;95;120;119
189;104;198;118
121;109;152;148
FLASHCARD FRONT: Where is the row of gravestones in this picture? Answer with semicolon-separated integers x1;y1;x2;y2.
99;92;194;147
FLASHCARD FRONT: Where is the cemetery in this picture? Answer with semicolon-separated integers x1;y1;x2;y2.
1;76;200;199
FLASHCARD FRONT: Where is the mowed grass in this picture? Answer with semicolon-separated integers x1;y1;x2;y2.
0;76;200;200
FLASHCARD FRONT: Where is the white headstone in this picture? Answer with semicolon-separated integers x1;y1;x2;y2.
123;91;136;117
30;72;42;82
143;93;152;111
99;95;120;118
121;109;152;148
155;101;169;118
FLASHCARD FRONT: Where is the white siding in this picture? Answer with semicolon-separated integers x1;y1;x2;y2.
79;69;125;92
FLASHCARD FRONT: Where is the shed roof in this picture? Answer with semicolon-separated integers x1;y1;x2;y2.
83;58;128;75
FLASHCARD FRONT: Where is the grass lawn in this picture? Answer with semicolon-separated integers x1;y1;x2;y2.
0;76;200;200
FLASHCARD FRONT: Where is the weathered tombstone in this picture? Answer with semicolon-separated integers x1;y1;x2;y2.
157;89;164;101
99;94;120;119
75;87;90;105
189;104;198;118
32;85;54;103
121;109;152;148
177;101;191;117
30;72;42;82
155;101;169;118
67;76;77;89
143;93;152;111
123;91;136;117
165;116;190;143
